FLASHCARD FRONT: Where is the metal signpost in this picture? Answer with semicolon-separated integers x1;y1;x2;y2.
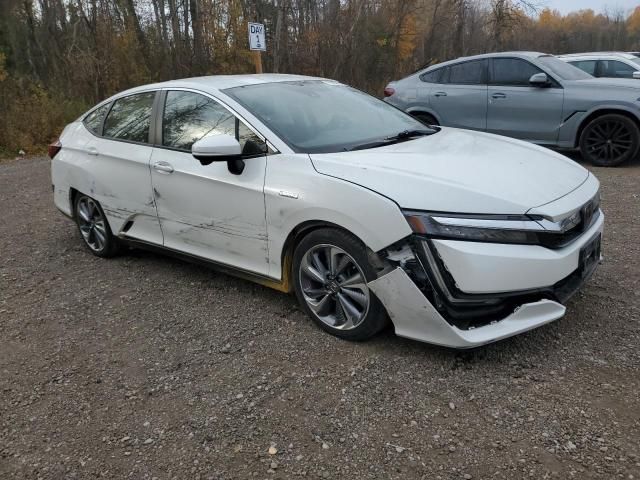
248;22;266;74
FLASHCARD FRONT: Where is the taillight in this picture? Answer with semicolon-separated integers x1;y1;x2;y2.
48;139;62;159
383;86;395;97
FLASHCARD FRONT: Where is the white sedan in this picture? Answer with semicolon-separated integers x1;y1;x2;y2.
50;74;603;348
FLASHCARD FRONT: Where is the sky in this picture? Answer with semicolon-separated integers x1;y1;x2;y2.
541;0;638;15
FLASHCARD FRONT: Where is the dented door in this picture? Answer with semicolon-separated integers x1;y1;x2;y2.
149;148;269;276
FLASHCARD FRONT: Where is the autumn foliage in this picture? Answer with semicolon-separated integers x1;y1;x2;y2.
0;0;639;155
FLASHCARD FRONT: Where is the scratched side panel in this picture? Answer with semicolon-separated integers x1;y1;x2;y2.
264;154;413;280
52;123;163;246
150;148;270;277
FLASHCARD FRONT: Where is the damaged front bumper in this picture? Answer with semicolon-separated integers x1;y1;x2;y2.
368;213;603;349
369;267;566;348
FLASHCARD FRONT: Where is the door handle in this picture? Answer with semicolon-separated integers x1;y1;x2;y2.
491;92;506;99
87;147;99;156
153;161;174;174
433;91;448;97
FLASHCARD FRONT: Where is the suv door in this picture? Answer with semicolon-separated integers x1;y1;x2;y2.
83;91;163;245
428;59;488;130
150;90;270;276
487;57;564;144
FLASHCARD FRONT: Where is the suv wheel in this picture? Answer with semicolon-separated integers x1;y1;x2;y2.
579;113;640;166
292;229;388;341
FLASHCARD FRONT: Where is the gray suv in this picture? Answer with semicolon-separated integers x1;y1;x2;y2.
384;52;640;166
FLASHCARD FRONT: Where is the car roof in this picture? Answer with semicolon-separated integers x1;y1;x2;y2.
421;51;549;71
110;73;329;98
558;52;637;60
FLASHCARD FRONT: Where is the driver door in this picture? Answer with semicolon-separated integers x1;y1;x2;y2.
150;90;270;276
487;57;564;144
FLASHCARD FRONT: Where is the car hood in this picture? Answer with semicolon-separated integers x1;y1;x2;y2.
309;128;589;214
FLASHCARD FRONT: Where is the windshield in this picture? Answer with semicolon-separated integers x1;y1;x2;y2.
537;55;593;80
631;57;640;67
223;81;432;153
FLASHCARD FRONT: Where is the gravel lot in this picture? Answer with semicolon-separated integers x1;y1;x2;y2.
1;155;639;480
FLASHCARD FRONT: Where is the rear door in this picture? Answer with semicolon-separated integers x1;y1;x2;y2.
428;59;488;130
487;57;564;144
83;91;163;244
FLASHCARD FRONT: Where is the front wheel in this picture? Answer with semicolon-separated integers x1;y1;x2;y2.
74;194;120;257
579;114;640;167
292;229;388;341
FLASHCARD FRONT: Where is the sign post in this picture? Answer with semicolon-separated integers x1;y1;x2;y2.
248;22;266;74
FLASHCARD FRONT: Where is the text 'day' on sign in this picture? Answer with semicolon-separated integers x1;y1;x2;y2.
249;23;266;51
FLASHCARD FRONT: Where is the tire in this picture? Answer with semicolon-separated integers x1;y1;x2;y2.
292;228;388;341
74;193;120;257
579;113;640;167
412;112;438;126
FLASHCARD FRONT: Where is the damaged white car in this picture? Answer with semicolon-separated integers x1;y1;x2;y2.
50;75;603;348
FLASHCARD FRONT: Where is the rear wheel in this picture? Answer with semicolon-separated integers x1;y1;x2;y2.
292;229;388;341
74;194;120;257
579;114;640;167
412;112;438;126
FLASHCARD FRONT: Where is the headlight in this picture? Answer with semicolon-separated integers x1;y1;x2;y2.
403;211;546;245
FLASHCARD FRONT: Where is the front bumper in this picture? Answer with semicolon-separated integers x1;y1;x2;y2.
369;268;566;348
368;213;603;349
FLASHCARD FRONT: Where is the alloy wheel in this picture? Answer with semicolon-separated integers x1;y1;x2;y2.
585;119;634;165
298;244;370;330
77;197;108;252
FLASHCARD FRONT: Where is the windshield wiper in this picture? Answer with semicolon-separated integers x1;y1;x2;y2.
346;128;436;152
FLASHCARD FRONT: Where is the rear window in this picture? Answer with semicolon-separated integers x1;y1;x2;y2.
83;103;111;136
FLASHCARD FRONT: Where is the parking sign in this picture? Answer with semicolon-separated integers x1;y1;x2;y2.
248;23;266;51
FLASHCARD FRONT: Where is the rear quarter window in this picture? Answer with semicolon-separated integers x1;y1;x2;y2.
420;69;443;83
83;103;111;136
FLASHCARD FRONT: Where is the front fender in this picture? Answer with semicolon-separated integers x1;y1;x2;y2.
264;154;412;280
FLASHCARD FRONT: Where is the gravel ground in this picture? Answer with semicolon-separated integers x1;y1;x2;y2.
1;155;639;480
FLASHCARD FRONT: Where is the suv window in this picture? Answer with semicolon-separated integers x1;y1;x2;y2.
420;68;443;83
103;92;155;143
569;60;597;76
599;60;635;78
163;90;264;154
83;103;111;136
490;58;544;86
446;60;486;85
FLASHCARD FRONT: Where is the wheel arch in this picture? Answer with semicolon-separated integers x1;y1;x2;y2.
575;107;640;148
406;107;441;125
277;220;372;294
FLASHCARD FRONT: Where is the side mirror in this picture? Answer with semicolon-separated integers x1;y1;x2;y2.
192;134;245;174
529;72;550;87
633;71;640;79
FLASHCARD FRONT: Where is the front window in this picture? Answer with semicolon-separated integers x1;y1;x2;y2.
162;90;265;154
490;58;544;86
223;81;430;154
599;60;636;78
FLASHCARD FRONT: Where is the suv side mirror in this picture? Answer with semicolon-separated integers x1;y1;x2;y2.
529;72;550;87
633;71;640;79
192;134;245;174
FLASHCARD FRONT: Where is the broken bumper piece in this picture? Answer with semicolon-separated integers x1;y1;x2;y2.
368;267;566;349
